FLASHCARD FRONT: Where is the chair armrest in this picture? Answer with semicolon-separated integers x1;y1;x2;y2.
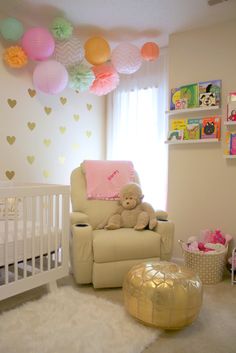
155;220;175;260
71;223;93;284
70;211;89;226
155;210;168;221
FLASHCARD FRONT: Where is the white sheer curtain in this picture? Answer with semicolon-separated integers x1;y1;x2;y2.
106;48;168;210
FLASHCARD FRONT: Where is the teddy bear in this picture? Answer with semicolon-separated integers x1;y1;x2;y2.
98;183;158;231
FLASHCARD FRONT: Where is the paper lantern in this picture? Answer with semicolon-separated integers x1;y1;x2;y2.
22;27;55;61
53;36;84;67
0;17;24;41
84;36;110;65
68;63;95;92
33;60;68;95
111;43;142;74
50;17;73;40
141;42;160;61
89;64;119;96
3;46;28;68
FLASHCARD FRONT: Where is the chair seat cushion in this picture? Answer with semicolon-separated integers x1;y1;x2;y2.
93;228;161;263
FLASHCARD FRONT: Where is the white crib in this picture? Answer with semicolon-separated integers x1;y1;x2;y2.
0;182;70;301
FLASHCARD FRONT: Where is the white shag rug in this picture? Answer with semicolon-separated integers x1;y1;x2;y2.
0;286;159;353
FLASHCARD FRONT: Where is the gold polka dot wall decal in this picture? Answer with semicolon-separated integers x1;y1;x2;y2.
6;136;16;145
43;170;50;178
5;170;15;180
59;126;66;134
43;139;51;147
73;114;80;121
27;122;36;131
27;155;35;164
7;98;17;108
58;156;65;164
28;88;36;97
44;106;52;115
86;130;92;138
60;97;67;105
72;143;80;150
86;103;92;111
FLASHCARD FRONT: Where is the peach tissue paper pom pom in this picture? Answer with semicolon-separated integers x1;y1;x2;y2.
89;63;119;96
3;46;28;68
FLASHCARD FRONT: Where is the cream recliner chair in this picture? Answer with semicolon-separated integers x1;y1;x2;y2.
70;163;174;288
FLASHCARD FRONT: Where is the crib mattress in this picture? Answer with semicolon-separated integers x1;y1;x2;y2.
0;220;62;267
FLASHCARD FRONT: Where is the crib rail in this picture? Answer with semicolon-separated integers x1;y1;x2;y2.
0;183;70;301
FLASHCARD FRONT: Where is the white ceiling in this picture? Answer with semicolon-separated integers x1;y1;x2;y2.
1;0;236;47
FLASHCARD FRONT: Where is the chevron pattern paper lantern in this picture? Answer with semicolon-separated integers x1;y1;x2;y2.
111;43;142;75
53;36;84;67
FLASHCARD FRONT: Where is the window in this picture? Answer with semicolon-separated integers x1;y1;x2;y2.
106;51;168;209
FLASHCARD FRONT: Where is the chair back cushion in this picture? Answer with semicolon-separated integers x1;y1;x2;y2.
70;163;139;229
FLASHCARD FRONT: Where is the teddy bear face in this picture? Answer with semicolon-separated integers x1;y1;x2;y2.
119;183;143;210
121;194;138;210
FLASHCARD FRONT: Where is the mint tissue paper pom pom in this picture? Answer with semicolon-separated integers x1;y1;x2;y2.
68;64;95;92
51;17;73;40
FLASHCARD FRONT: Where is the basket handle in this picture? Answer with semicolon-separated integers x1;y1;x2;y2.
178;240;185;253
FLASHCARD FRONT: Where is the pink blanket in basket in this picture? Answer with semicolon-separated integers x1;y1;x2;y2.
84;160;135;200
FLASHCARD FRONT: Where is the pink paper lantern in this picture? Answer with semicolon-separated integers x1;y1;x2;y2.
22;27;55;61
111;43;142;75
33;60;68;95
89;64;119;96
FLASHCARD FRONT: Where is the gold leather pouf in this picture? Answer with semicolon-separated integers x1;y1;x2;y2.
123;261;203;330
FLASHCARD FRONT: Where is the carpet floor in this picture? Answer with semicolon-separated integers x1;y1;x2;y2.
0;272;236;353
0;285;159;353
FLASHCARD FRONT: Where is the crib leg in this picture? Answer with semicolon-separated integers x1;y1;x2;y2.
46;280;58;293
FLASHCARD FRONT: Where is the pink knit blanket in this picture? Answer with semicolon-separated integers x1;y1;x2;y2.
84;160;135;200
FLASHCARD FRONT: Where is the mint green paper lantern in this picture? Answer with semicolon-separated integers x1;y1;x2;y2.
0;17;24;41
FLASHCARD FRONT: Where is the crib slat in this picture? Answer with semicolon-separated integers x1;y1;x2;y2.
39;195;43;273
55;194;59;267
31;196;36;275
14;199;18;281
47;195;53;270
4;199;9;285
61;193;70;268
22;197;27;278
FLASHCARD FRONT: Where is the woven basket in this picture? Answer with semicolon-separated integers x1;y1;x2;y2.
179;240;228;284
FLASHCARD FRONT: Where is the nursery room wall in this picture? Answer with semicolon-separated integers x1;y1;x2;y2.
0;40;106;185
167;19;236;258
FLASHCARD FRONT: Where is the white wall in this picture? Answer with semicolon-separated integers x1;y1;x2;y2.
0;43;106;185
167;20;236;258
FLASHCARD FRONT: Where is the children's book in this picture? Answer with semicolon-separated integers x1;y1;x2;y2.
170;87;181;110
230;133;236;155
180;83;199;108
199;80;221;107
201;116;221;139
224;131;231;155
167;130;184;142
174;98;188;110
188;118;202;129
170;118;187;131
227;92;236;121
185;123;201;140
